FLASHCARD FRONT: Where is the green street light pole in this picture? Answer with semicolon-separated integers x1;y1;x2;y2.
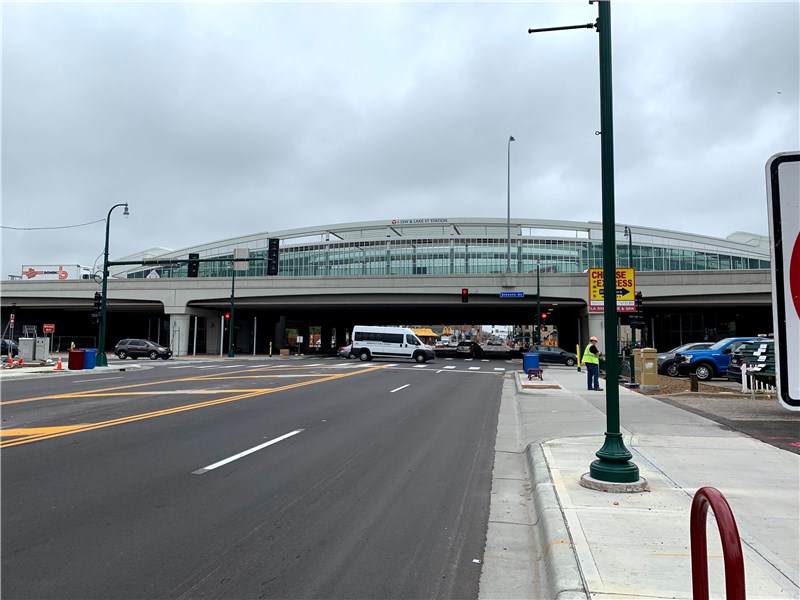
507;135;515;273
96;203;129;367
228;262;236;357
535;263;541;344
529;0;639;484
625;225;636;384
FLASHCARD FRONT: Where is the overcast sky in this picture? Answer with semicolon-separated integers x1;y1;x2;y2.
2;1;798;278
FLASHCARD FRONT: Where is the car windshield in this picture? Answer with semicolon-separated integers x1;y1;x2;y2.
668;343;704;353
708;338;739;350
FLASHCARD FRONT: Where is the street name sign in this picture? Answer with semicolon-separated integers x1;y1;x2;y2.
499;291;525;298
767;151;800;410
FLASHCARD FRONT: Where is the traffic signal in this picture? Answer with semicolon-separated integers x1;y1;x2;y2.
541;312;547;321
267;238;280;276
461;288;469;303
94;292;102;310
224;313;231;320
631;292;644;329
188;253;200;278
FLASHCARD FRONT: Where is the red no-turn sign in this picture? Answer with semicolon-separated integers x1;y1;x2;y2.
43;324;55;334
767;152;800;410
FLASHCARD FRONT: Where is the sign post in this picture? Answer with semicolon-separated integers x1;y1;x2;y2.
767;152;800;410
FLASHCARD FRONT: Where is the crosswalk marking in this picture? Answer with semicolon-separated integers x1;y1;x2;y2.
444;366;456;369
494;367;506;371
414;364;428;368
468;367;480;370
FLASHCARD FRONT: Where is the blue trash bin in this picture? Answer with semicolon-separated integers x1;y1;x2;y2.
83;348;97;369
523;352;540;372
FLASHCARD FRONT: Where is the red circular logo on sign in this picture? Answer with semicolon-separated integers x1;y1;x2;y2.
791;231;800;319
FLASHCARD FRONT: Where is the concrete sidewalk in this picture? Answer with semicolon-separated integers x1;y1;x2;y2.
481;365;799;599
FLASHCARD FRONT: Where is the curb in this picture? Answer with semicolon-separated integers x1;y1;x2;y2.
525;442;588;600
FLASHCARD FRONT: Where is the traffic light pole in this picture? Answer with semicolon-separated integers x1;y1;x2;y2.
96;203;128;368
228;264;236;358
535;265;541;345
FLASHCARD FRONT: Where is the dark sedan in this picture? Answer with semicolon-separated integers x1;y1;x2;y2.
114;339;172;360
528;344;578;366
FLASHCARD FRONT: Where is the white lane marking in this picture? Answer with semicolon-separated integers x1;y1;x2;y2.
465;358;473;362
445;358;454;361
193;429;304;475
494;368;506;371
196;365;221;369
390;384;410;393
414;364;428;368
481;359;489;362
74;376;123;383
468;367;480;371
168;365;197;369
444;366;456;370
386;364;398;367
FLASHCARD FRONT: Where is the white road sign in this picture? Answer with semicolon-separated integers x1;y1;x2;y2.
767;152;800;410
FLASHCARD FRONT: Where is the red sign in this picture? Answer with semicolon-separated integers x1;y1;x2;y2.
43;324;55;333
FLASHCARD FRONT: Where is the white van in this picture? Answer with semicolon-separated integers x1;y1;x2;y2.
351;325;436;363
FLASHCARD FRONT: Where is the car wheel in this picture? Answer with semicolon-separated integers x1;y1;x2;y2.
414;352;427;363
665;362;680;377
359;350;371;362
565;357;576;367
149;351;159;360
695;363;714;381
117;351;127;360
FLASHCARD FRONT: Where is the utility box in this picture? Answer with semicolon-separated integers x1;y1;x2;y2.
18;337;50;362
640;348;659;393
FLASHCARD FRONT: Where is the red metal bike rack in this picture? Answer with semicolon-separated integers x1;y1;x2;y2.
690;486;746;600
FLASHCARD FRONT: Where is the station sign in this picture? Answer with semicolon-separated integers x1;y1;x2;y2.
588;267;635;313
499;291;524;298
767;151;800;410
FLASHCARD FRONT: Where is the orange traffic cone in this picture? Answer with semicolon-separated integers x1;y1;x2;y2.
7;354;12;367
56;355;63;370
17;354;23;367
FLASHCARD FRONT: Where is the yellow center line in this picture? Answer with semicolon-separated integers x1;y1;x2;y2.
0;366;378;406
1;365;386;448
1;425;88;437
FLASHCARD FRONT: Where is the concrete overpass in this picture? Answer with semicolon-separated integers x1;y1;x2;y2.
0;269;773;356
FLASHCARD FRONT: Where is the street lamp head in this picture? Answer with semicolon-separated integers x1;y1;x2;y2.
123;204;130;218
624;225;630;237
509;135;515;142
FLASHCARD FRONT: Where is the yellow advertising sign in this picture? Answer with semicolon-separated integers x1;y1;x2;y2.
588;268;635;313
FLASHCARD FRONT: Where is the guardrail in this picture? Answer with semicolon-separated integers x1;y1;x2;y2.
691;486;745;600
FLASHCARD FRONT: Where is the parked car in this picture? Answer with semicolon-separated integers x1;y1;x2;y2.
2;339;19;357
726;339;775;383
675;337;763;381
456;340;483;358
657;342;714;377
338;343;354;359
114;339;172;360
528;344;578;366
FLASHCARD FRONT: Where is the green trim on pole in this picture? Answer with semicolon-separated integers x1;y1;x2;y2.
96;203;128;368
589;0;639;483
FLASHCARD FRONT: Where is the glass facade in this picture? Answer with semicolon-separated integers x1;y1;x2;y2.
122;220;770;279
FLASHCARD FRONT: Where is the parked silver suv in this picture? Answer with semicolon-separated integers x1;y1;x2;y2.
114;339;172;360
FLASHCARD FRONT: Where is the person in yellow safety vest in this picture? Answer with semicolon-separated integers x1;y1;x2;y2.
582;336;603;391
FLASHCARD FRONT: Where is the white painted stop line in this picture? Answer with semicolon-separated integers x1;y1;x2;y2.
192;429;304;474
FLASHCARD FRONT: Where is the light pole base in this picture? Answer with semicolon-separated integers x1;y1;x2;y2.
96;353;108;368
580;472;648;493
588;432;640;484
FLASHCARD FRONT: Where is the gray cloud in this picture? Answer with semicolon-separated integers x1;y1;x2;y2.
3;2;798;277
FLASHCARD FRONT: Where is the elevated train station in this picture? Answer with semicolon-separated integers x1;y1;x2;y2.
1;218;773;356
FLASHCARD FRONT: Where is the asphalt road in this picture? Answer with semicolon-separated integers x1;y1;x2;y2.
1;356;504;599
